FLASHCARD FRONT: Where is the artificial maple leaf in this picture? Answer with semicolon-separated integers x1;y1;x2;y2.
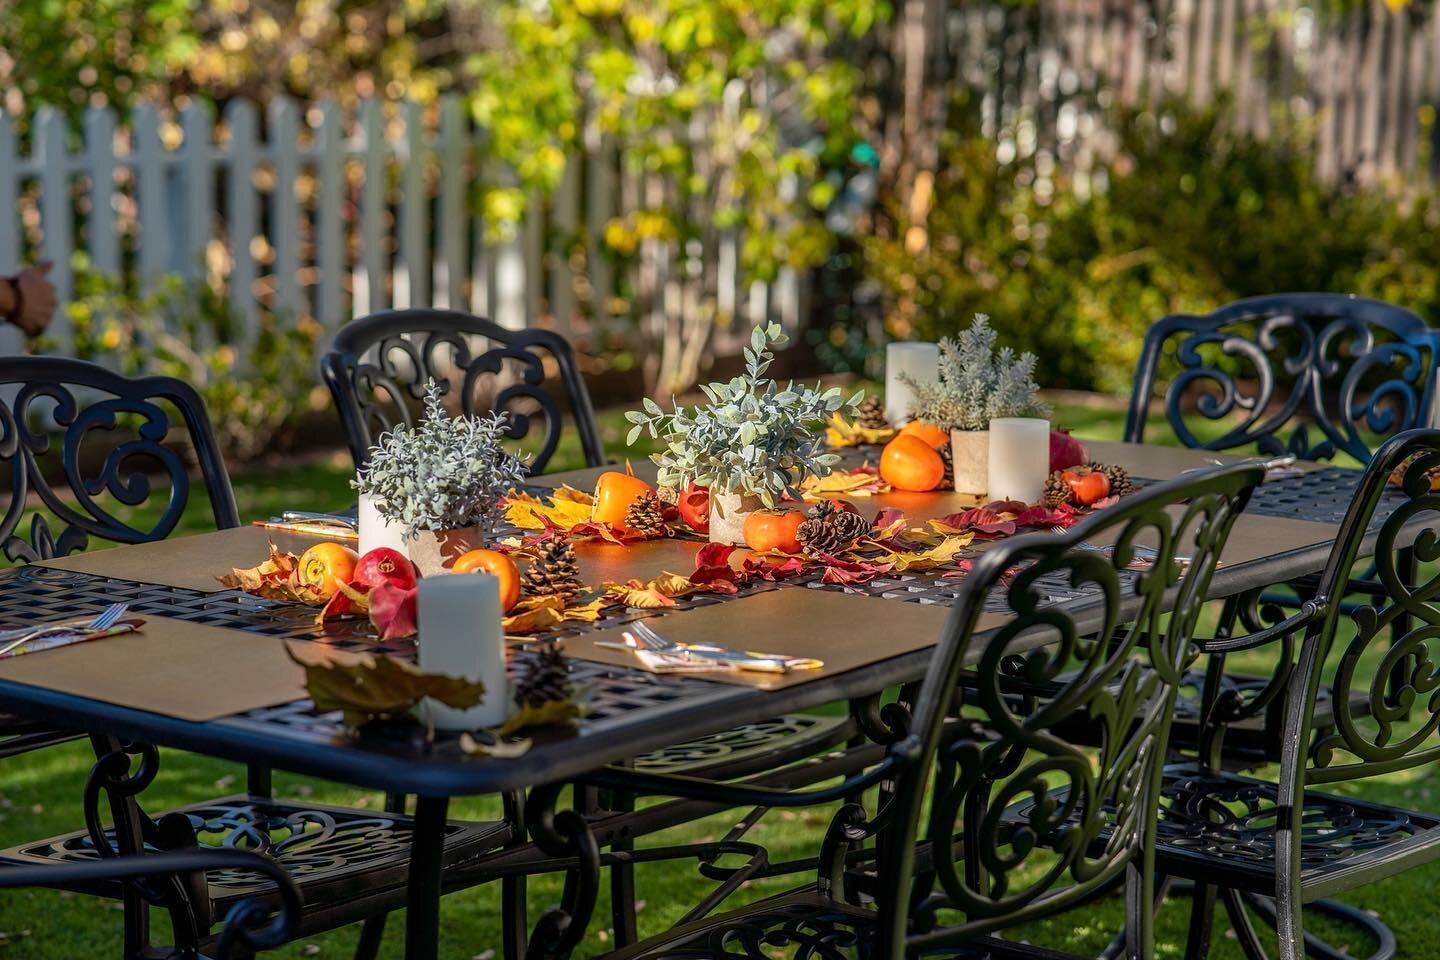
217;542;327;604
824;412;895;448
689;543;744;593
800;467;890;500
503;487;595;532
883;534;973;572
459;732;534;758
818;556;895;585
369;581;418;639
319;579;372;621
605;571;708;608
741;555;808;581
286;641;486;730
501;595;605;634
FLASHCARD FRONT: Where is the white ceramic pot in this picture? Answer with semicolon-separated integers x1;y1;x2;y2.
406;526;485;577
950;429;990;498
709;490;763;546
358;493;409;557
987;417;1051;504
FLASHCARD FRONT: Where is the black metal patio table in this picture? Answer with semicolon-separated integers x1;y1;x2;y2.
0;441;1398;959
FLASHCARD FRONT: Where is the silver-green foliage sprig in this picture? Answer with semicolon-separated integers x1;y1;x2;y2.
901;314;1049;432
624;322;861;508
353;379;530;539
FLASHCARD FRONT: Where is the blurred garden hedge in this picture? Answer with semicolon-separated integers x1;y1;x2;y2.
847;96;1440;394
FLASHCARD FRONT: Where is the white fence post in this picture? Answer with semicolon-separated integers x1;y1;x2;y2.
357;98;388;317
224;99;259;343
269;97;302;321
0;113;21;359
315;99;345;327
399;98;429;310
85;107;119;278
132;104;168;293
36;107;73;352
436;94;468;311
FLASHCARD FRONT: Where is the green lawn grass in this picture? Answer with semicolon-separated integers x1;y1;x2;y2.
0;395;1435;959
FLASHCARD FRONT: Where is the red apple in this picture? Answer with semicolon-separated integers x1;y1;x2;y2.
1050;430;1089;473
677;483;711;533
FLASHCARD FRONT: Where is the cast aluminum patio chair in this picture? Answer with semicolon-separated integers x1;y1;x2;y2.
1121;294;1440;769
535;461;1266;959
320;310;860;948
321;307;607;474
0;846;301;959
1146;427;1440;960
0;357;514;959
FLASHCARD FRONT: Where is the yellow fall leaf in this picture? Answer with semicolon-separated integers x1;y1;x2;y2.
603;571;703;608
879;534;973;572
504;488;595;531
801;470;890;500
824;412;895;449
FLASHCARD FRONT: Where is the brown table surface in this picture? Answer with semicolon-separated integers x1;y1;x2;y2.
2;440;1354;797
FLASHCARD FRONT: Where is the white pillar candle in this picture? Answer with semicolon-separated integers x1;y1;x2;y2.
987;417;1051;505
417;573;510;730
885;342;940;426
358;491;409;557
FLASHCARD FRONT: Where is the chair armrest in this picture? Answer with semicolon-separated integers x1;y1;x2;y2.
0;848;301;955
1196;598;1327;654
577;747;906;809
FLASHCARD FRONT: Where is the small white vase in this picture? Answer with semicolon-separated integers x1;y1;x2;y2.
709;491;763;546
406;526;485;577
950;429;990;498
358;493;409;557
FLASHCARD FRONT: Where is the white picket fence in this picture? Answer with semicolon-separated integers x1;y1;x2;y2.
0;94;801;367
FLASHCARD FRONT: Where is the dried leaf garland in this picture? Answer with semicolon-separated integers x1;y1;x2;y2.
501;595;606;635
286;641;486;730
217;542;328;604
503;486;596;532
800;467;891;499
824;412;896;448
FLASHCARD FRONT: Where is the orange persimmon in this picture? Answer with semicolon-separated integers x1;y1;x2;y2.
743;509;807;554
592;470;655;529
880;434;946;492
298;542;360;599
451;548;522;611
899;420;950;449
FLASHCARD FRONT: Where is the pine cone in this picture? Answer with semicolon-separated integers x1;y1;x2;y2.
855;396;890;431
1043;470;1073;508
1098;463;1133;498
523;538;583;601
796;501;872;557
656;485;679;507
515;642;572;709
624;491;668;539
937;441;954;489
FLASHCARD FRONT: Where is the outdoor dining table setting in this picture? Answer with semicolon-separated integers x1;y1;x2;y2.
3;301;1440;960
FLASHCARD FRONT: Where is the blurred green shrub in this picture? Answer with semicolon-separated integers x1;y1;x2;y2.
855;96;1440;393
58;258;322;462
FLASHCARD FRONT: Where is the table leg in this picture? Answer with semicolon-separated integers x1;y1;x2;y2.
405;795;450;960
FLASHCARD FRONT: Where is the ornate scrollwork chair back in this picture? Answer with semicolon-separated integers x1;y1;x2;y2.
1124;295;1440;463
871;461;1265;956
0;357;239;564
1289;428;1440;788
321;308;606;474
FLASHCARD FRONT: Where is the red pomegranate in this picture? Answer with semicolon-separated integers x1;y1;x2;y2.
1049;430;1089;473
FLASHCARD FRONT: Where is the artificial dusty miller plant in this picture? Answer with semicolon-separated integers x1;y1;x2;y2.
625;322;861;507
901;314;1049;431
353;380;530;539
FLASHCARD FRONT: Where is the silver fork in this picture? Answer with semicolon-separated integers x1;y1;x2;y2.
0;602;129;657
629;620;793;672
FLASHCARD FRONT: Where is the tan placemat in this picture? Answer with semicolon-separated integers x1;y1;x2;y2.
0;615;307;722
565;588;996;690
1084;440;1327;480
37;527;334;594
1074;507;1338;567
